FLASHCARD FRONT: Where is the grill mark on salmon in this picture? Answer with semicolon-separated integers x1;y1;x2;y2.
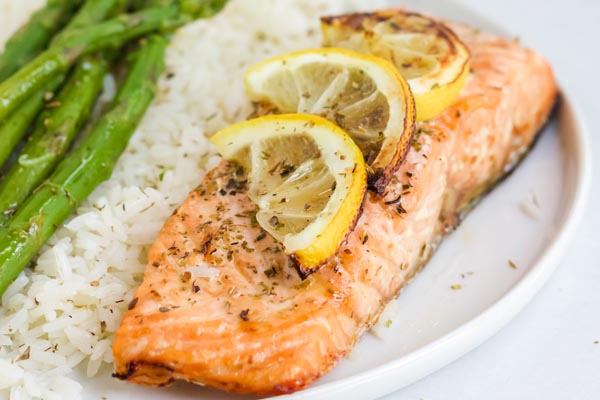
112;22;557;395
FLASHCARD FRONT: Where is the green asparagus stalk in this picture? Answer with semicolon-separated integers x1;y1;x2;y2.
0;55;108;226
0;0;231;122
180;0;229;19
52;0;126;44
0;0;129;185
0;35;167;295
0;0;124;169
0;0;82;81
0;6;179;122
0;76;64;167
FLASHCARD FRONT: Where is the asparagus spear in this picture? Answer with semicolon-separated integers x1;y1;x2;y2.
0;0;123;174
0;0;82;82
0;35;167;295
0;6;178;122
0;76;64;167
180;0;229;19
53;0;126;44
0;55;108;226
0;1;230;122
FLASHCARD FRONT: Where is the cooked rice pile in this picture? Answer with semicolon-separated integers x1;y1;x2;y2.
0;0;386;398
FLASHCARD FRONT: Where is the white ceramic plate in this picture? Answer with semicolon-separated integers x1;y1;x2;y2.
79;0;591;399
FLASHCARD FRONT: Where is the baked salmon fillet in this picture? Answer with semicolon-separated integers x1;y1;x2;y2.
112;21;557;394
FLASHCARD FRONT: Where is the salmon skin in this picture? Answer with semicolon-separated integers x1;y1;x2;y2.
112;20;557;395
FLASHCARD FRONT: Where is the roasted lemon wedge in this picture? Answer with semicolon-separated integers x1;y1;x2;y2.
321;9;470;121
244;48;415;193
211;114;367;276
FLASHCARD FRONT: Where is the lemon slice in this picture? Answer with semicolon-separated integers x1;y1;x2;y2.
321;9;470;121
211;114;367;276
244;48;415;193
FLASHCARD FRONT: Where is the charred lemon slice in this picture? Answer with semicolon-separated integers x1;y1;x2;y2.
321;9;470;121
211;114;367;276
244;48;415;193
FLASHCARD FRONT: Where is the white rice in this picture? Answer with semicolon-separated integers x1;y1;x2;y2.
0;0;386;398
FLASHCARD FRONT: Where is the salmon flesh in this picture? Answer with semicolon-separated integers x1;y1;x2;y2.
112;21;557;395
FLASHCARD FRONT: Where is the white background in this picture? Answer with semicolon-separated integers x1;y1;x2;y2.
384;0;600;399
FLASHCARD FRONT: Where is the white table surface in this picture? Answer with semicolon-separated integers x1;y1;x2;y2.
383;0;600;399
